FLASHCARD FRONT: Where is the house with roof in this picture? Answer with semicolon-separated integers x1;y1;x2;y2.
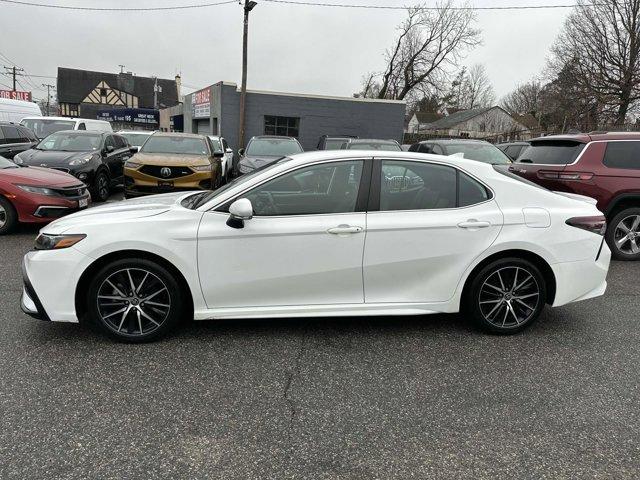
424;106;536;141
407;111;444;133
56;67;181;130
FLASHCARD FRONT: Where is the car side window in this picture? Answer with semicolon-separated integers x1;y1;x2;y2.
418;144;432;154
380;160;456;211
458;171;491;207
77;123;86;130
242;160;364;216
18;126;36;142
431;144;444;155
104;136;115;150
603;141;640;170
114;135;127;149
1;126;20;143
222;138;229;151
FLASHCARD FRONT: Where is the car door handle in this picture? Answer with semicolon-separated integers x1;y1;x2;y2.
458;220;491;229
327;225;363;235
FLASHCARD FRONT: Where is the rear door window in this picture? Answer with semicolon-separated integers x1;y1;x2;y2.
1;126;20;143
517;141;585;165
603;141;640;170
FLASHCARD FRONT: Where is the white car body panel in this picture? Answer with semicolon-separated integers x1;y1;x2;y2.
21;150;610;324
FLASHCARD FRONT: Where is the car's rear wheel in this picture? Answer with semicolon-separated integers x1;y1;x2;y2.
91;170;110;202
607;208;640;260
0;196;17;235
467;258;546;334
86;258;184;342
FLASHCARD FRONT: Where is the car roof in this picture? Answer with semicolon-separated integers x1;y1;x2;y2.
530;132;640;143
118;130;152;134
497;141;529;146
251;135;297;141
419;138;490;145
350;138;398;144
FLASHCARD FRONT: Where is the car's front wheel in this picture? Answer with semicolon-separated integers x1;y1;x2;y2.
0;196;17;235
607;207;640;261
86;258;185;342
467;258;546;334
91;170;110;202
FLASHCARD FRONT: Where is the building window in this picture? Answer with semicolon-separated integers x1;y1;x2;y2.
264;115;300;137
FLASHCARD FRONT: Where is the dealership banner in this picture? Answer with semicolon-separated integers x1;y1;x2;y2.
97;108;159;125
0;90;32;101
191;87;211;119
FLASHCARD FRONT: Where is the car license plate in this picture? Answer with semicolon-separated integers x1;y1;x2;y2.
78;198;89;208
158;180;174;188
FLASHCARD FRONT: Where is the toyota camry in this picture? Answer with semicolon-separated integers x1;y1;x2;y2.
21;150;610;342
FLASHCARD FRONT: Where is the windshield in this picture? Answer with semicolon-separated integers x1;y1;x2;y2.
21;119;75;139
517;141;585;165
186;156;294;209
38;131;102;152
0;156;18;169
324;138;350;150
246;138;302;156
141;135;208;155
120;132;151;147
347;141;401;151
443;143;511;164
208;137;223;153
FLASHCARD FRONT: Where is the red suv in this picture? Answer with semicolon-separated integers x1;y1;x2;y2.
509;132;640;260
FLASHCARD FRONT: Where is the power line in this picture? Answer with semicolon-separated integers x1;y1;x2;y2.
0;0;597;11
0;0;236;11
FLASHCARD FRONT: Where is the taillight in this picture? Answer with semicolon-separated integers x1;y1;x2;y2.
539;171;594;181
566;216;606;235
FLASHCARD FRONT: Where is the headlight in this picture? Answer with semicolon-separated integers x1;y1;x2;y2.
238;163;252;173
35;233;86;250
125;160;142;169
17;185;56;196
13;156;24;165
69;155;94;166
191;164;213;172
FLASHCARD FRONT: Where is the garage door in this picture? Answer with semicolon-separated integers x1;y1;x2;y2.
195;119;210;135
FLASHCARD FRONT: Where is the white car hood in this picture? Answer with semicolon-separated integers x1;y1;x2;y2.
43;192;192;234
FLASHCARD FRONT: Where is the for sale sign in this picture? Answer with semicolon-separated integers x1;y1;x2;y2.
191;87;211;119
0;90;32;101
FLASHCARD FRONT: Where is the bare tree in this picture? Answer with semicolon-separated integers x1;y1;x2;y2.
460;64;495;109
501;80;543;115
549;0;640;124
360;1;481;101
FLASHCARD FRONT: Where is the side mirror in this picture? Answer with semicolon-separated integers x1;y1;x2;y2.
106;145;115;153
225;147;233;154
129;146;139;154
213;151;224;159
227;198;253;229
238;148;245;156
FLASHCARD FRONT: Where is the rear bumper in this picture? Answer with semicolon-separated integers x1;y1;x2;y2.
551;242;611;307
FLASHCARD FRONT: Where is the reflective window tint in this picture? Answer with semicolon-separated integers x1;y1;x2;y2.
244;161;363;216
380;161;456;210
603;141;640;170
459;171;490;206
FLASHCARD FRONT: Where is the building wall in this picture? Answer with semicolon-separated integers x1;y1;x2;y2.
184;82;406;153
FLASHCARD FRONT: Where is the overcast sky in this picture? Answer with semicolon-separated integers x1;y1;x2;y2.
0;0;569;103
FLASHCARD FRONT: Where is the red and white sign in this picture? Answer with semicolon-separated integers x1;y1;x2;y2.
191;87;211;119
0;90;32;101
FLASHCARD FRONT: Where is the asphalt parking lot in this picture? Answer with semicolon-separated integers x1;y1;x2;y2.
1;225;640;479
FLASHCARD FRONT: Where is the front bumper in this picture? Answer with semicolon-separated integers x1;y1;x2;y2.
124;166;217;196
21;260;50;321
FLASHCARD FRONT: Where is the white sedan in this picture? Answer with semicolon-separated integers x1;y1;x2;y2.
21;150;610;342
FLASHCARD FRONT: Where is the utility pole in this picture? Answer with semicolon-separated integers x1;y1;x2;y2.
42;83;55;116
119;64;125;74
238;0;257;150
3;66;25;91
152;77;162;109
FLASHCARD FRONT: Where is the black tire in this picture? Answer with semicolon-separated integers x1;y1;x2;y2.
0;196;17;235
606;207;640;261
466;257;546;334
90;170;110;202
86;258;185;343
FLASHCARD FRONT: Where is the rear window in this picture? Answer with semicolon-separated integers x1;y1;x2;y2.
603;141;640;170
517;140;585;165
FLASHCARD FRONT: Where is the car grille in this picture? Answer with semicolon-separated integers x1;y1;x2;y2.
51;185;88;198
139;165;194;179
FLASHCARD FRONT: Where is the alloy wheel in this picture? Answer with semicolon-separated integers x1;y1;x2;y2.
98;174;109;200
614;214;640;255
0;203;6;229
96;268;171;337
478;266;540;329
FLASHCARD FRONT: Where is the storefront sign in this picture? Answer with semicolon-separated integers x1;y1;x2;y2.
191;87;211;119
0;90;32;101
97;108;159;125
